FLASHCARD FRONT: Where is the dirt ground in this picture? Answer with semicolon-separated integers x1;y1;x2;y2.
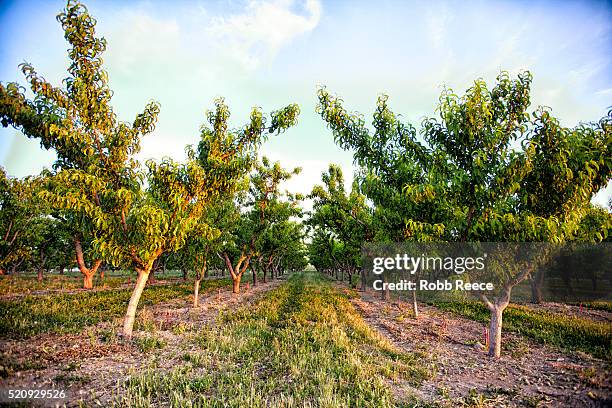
1;279;610;407
350;288;611;407
0;279;283;407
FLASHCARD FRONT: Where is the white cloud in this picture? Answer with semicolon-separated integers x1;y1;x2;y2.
105;11;181;75
426;3;452;50
207;0;321;69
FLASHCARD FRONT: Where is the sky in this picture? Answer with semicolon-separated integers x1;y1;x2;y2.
0;0;611;207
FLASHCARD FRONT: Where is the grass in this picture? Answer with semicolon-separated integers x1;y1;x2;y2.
570;301;612;313
115;272;432;407
0;279;230;338
0;270;190;296
431;301;612;360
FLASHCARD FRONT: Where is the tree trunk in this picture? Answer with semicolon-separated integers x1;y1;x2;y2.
530;268;545;303
75;238;101;289
482;287;512;358
83;272;95;289
123;267;150;338
263;267;267;283
37;268;43;282
193;278;202;308
488;304;506;358
232;276;241;294
411;289;419;318
10;261;21;275
59;265;65;275
252;266;258;287
381;274;388;300
148;268;156;285
100;267;105;280
182;269;188;281
360;268;367;291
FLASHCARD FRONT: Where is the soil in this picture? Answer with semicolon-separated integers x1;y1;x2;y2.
0;279;283;407
350;288;612;407
1;278;610;407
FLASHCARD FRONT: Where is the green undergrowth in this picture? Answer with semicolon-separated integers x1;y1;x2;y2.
0;279;230;338
0;270;190;296
116;272;431;407
432;301;611;361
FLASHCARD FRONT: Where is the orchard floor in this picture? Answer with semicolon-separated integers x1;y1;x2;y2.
0;273;609;407
0;279;283;406
350;287;611;407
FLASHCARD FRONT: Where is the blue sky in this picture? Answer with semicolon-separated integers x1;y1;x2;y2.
1;0;611;206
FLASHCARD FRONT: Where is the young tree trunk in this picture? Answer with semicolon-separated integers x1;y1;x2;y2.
37;268;43;282
193;277;202;308
381;274;388;300
123;267;151;338
232;276;241;294
223;253;250;295
252;266;258;287
360;268;367;291
59;265;65;275
148;268;156;285
75;238;102;289
193;260;206;308
81;262;102;289
100;266;105;280
482;287;511;358
488;303;506;358
340;268;344;282
530;268;545;303
10;261;21;275
182;269;188;281
411;289;419;318
263;267;267;283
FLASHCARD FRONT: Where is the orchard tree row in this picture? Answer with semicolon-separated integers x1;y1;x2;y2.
311;73;611;357
0;1;306;338
1;0;610;359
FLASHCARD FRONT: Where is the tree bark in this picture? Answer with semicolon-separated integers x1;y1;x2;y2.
530;268;545;304
123;267;150;338
75;238;101;289
193;278;202;308
411;289;419;318
232;276;241;294
381;274;388;300
481;289;511;358
224;252;249;295
148;268;156;285
37;268;43;282
193;260;206;308
360;268;367;292
488;304;505;358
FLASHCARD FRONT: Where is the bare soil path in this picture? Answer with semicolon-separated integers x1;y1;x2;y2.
350;288;611;407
